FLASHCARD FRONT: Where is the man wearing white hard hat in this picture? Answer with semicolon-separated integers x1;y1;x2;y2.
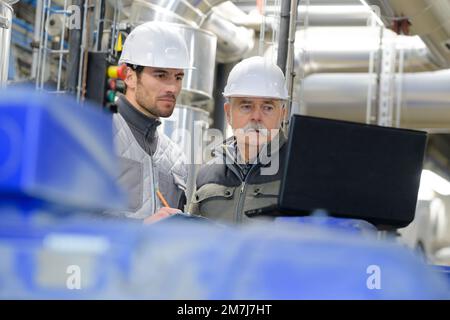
110;21;192;222
189;56;288;224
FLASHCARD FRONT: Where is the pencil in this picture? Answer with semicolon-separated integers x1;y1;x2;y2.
156;190;170;207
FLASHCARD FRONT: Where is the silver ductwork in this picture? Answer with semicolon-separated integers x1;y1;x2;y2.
293;27;438;75
129;0;204;26
265;27;438;76
0;0;13;87
296;5;373;27
129;0;255;63
171;24;217;103
301;70;450;131
247;5;375;28
364;0;450;68
201;11;254;63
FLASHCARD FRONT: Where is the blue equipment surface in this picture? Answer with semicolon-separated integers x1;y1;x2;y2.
0;87;126;213
0;217;449;299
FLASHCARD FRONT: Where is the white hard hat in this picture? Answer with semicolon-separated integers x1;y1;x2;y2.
223;56;288;100
118;21;193;69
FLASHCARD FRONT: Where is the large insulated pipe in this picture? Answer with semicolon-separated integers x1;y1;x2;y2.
363;0;450;69
277;0;292;74
201;11;254;63
264;5;374;27
31;0;43;79
0;1;13;87
129;0;255;63
301;70;450;131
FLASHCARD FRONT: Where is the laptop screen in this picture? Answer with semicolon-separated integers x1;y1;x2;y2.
279;115;427;228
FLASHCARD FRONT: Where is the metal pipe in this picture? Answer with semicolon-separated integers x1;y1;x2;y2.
395;47;405;128
80;1;93;100
212;63;233;132
38;0;52;90
363;0;450;69
291;27;437;75
201;11;254;63
67;0;83;95
301;70;450;131
31;0;44;79
285;0;299;119
35;0;47;88
129;0;254;63
77;0;89;101
96;0;105;51
0;1;12;87
276;0;291;74
56;0;68;92
258;0;267;56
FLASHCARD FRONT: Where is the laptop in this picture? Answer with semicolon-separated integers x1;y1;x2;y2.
245;115;427;229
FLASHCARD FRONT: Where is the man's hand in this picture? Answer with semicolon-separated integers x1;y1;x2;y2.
143;207;182;224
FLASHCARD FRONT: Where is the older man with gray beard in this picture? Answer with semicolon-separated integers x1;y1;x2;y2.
189;56;289;224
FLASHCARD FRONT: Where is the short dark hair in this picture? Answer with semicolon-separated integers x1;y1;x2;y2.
124;64;144;93
126;63;144;78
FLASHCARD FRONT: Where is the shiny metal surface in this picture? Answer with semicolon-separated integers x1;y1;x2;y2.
175;24;217;102
129;0;253;63
201;11;255;63
265;27;437;77
301;70;450;131
130;0;205;27
129;0;229;27
364;0;450;68
294;27;437;75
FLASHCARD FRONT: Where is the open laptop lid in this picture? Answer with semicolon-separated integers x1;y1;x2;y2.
278;115;427;228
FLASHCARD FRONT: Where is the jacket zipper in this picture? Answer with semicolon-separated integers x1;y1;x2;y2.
234;164;259;223
145;127;158;214
149;156;158;214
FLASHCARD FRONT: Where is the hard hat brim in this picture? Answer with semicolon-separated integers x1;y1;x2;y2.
223;93;289;101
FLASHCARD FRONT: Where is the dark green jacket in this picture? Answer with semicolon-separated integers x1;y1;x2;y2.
189;133;287;224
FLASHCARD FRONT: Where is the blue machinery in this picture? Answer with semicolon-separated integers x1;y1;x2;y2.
0;88;449;299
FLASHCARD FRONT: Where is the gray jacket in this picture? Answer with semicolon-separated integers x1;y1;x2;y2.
189;133;287;224
109;96;188;219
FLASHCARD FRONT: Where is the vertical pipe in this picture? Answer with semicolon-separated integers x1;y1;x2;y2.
110;2;118;57
96;0;105;51
258;0;267;56
276;0;291;74
212;63;233;133
395;47;405;128
35;0;47;88
31;0;44;79
0;2;12;87
285;0;298;119
77;0;89;101
56;0;68;92
366;12;378;124
295;0;309;118
39;0;52;90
